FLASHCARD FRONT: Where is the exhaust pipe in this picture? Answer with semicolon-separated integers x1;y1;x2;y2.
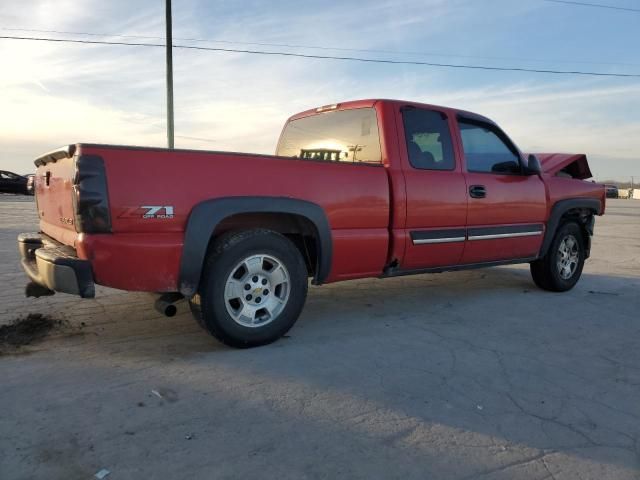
154;292;184;317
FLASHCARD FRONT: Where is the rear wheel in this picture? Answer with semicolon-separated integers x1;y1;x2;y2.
195;229;308;348
530;222;585;292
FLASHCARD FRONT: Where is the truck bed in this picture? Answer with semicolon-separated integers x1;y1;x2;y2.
34;144;391;291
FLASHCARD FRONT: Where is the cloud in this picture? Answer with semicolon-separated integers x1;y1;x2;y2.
424;81;640;156
1;0;637;182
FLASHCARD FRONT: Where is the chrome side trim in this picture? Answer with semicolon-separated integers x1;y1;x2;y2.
468;231;543;241
413;237;465;245
411;225;544;245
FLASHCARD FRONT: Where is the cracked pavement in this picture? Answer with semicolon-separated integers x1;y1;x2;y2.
1;196;639;479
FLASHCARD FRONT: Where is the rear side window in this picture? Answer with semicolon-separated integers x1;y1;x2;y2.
402;108;455;170
458;120;521;174
276;108;382;164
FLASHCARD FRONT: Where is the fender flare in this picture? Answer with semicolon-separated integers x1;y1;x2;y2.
539;198;602;258
178;196;332;297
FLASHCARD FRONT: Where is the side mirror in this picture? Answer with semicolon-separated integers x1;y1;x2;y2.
524;154;542;175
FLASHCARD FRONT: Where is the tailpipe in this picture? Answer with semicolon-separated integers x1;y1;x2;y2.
154;292;184;317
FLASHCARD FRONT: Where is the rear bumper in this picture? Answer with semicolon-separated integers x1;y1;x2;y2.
18;232;95;298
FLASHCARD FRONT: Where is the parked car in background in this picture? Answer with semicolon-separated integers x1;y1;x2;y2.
0;170;29;195
605;184;619;198
25;174;35;195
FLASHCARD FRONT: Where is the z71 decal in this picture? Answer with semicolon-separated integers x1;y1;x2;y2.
141;205;174;219
118;206;175;219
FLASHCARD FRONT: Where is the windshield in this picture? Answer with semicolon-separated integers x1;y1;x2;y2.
276;108;382;164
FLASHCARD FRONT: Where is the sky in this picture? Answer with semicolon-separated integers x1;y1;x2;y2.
0;0;638;181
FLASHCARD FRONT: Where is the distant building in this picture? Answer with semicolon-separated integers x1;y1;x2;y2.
299;149;343;161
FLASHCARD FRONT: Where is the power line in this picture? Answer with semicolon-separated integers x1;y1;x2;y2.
2;26;638;68
1;34;639;78
543;0;640;12
176;135;218;143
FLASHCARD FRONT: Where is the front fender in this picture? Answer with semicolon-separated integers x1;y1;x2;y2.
539;198;603;258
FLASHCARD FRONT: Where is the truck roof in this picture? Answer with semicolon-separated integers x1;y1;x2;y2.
288;99;496;126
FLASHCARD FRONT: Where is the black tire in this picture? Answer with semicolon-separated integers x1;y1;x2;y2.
196;229;308;348
530;222;585;292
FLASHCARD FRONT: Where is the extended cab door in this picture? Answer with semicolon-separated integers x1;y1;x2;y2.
399;106;468;270
455;116;547;264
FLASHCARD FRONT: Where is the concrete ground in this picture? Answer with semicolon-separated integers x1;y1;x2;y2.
1;196;639;480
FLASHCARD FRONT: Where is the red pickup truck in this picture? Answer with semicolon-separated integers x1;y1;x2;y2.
19;99;605;347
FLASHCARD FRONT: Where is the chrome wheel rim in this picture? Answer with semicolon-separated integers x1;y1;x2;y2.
556;234;579;280
224;254;290;327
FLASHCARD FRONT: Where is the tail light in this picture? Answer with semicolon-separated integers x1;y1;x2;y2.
72;155;112;233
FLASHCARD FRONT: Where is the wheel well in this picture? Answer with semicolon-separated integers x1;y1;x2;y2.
559;207;595;229
211;213;319;277
559;207;596;257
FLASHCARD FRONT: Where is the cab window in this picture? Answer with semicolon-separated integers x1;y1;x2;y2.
402;108;455;171
276;108;382;164
458;119;521;174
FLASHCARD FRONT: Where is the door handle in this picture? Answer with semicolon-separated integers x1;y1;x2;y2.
469;185;486;199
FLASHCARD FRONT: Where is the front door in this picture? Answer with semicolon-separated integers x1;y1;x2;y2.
455;117;547;264
400;107;468;270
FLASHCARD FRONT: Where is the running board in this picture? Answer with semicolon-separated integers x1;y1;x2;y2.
381;257;538;278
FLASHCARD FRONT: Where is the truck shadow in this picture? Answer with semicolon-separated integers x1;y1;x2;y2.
67;266;640;476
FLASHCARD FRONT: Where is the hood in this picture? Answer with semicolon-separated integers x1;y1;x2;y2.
533;153;593;180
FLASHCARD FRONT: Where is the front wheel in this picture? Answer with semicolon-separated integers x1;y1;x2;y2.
530;222;585;292
196;229;308;348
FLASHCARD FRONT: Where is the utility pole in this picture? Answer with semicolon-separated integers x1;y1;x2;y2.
348;144;364;162
165;0;175;149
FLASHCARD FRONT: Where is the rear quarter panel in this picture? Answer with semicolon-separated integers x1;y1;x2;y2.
78;145;390;290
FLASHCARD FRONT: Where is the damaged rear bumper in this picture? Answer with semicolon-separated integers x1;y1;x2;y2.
18;233;95;298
